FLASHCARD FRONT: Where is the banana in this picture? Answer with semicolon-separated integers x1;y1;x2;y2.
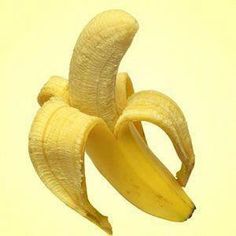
29;9;195;235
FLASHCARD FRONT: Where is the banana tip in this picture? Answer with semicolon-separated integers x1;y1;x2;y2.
99;217;113;235
186;205;196;220
103;226;112;235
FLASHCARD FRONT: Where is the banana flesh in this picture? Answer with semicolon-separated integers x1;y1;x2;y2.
29;9;195;235
69;9;138;129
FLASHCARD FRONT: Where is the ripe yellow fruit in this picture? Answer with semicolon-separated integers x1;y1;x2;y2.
29;9;195;235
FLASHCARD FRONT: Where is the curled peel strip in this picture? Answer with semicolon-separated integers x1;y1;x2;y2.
29;97;112;234
114;90;195;187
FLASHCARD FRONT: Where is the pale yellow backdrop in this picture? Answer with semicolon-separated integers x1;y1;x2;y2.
1;0;235;235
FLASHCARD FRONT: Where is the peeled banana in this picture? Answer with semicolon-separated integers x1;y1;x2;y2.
29;9;195;235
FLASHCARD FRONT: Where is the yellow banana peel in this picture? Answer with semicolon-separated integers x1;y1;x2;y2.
29;9;195;235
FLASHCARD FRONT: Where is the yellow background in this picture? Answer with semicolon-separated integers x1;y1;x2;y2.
1;0;235;235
